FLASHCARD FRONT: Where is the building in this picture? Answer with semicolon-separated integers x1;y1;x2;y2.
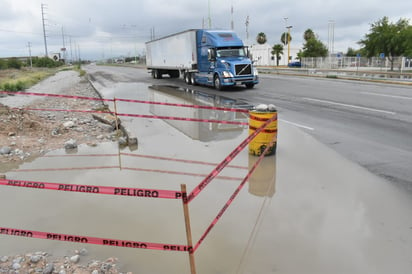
249;43;300;66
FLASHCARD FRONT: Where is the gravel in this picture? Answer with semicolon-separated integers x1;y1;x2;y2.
0;70;126;169
0;70;133;272
0;250;132;273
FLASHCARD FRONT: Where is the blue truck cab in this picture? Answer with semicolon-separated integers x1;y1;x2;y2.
193;30;259;90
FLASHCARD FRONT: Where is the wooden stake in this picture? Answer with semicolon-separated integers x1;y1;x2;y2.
181;184;197;274
113;97;122;170
113;97;119;134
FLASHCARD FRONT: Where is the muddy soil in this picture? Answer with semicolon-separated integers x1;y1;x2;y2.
0;71;132;273
0;71;120;173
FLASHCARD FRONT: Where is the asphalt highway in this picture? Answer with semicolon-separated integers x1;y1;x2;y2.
86;65;412;193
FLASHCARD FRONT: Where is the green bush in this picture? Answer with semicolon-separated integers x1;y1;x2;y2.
6;58;23;69
32;57;64;68
1;81;26;92
0;59;6;69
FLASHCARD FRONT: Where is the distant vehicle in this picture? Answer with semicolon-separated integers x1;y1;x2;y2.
288;61;302;68
145;29;259;90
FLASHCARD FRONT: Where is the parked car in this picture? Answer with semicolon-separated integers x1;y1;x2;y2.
288;61;302;68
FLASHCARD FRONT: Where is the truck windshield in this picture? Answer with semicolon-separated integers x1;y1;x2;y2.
216;47;246;58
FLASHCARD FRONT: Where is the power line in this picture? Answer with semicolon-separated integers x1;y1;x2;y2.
0;28;42;35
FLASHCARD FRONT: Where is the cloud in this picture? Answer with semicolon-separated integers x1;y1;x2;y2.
0;0;411;59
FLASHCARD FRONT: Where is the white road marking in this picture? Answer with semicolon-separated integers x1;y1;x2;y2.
303;97;397;115
279;119;315;131
361;92;412;100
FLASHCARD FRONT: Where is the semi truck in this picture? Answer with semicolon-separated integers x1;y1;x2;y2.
145;29;259;90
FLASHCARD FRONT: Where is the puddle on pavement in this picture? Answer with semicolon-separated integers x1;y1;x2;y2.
1;83;412;273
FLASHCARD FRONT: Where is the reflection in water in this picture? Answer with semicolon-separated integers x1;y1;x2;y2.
248;155;276;197
148;85;252;142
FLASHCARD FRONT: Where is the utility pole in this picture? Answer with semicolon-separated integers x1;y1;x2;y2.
69;36;73;64
208;0;212;28
150;27;155;40
41;3;48;57
27;42;33;68
230;1;234;30
245;16;249;45
328;20;335;54
61;26;66;63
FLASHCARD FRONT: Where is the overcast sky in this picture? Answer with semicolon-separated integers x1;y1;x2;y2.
1;0;411;60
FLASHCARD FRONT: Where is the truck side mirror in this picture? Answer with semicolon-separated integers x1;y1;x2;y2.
208;49;216;61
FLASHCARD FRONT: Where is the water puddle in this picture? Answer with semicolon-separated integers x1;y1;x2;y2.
1;83;412;273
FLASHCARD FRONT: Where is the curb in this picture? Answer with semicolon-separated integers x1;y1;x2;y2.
86;75;138;148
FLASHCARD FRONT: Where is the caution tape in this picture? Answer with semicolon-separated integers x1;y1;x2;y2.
115;97;250;113
0;227;192;252
0;178;182;199
193;140;275;252
249;126;278;134
186;113;278;203
10;166;244;181
40;153;248;170
0;91;112;102
13;107;248;125
120;153;248;170
11;166;120;172
121;167;244;181
116;112;248;125
250;113;278;122
0;91;249;113
15;107;113;115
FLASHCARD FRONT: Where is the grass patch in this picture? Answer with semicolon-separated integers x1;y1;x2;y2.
0;68;57;92
0;66;87;92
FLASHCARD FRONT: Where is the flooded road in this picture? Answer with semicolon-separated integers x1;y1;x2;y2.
1;82;412;273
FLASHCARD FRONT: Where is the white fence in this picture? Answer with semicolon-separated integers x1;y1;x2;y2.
301;56;412;71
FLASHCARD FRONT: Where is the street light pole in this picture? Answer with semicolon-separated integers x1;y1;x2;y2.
286;25;292;65
283;17;288;66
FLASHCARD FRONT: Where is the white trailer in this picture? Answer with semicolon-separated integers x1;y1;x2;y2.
146;29;197;79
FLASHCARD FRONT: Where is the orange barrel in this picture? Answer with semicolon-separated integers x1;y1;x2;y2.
248;106;277;156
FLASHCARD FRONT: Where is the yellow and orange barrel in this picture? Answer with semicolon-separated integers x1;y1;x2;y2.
248;105;277;156
248;154;276;197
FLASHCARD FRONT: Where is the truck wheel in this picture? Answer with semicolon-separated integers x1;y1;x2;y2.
184;72;192;85
154;70;162;79
245;83;255;89
191;73;197;85
214;75;222;90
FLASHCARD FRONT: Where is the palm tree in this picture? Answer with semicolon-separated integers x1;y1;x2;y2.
256;32;267;44
271;44;284;66
280;32;292;45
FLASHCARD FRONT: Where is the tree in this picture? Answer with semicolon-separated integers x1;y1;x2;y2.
296;50;304;61
346;47;360;57
6;58;22;69
359;16;411;70
256;32;267;44
280;32;292;46
303;29;315;41
32;57;63;68
301;29;328;57
271;44;284;66
401;25;412;57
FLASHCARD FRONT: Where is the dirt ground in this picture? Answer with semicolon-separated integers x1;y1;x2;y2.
0;71;131;273
0;72;120;172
